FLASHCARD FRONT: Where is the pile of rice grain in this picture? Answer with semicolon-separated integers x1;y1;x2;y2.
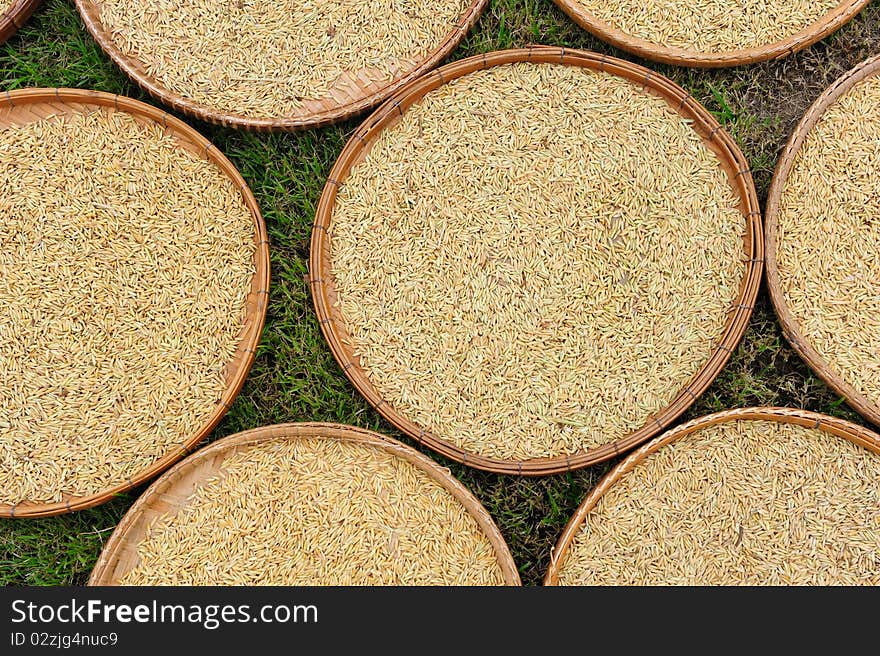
775;75;880;411
329;62;746;462
119;438;508;586
0;109;256;505
567;0;840;53
555;420;880;586
95;0;471;118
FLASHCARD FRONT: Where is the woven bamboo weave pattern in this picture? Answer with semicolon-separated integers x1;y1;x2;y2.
0;0;42;45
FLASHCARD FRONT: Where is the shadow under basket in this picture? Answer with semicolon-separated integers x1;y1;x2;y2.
310;46;764;476
0;0;42;45
545;407;880;585
764;53;880;431
74;0;488;131
0;88;270;518
88;423;522;586
550;0;872;68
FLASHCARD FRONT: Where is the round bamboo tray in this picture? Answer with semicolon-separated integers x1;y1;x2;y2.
545;407;880;585
88;423;522;586
74;0;488;131
0;88;270;518
310;47;763;476
765;54;880;431
551;0;872;68
0;0;41;45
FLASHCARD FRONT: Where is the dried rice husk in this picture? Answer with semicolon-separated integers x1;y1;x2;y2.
329;62;746;461
93;0;471;119
120;437;508;585
0;109;256;505
775;75;880;413
566;0;840;53
555;419;880;585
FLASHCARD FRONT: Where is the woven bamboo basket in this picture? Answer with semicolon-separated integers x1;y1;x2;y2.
74;0;488;131
545;407;880;585
0;0;41;45
88;423;522;586
551;0;872;68
310;46;763;476
0;88;270;518
765;54;880;430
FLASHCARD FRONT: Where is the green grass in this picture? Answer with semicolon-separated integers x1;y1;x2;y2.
1;0;879;587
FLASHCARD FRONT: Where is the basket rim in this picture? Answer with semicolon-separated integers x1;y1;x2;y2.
550;0;872;68
543;405;880;585
0;87;271;518
73;0;489;132
0;0;41;45
87;422;522;586
764;53;880;431
309;46;764;476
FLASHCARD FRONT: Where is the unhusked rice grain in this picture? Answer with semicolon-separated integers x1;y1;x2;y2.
329;62;746;461
555;420;880;585
568;0;840;53
95;0;472;118
0;109;256;505
120;437;508;585
775;75;880;412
